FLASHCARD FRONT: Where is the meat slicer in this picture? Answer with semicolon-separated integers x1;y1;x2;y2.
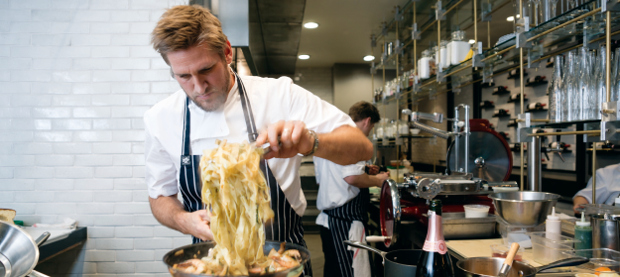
371;104;517;247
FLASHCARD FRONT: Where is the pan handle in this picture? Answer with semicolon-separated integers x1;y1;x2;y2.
536;257;589;273
343;240;387;259
29;270;51;277
35;232;51;247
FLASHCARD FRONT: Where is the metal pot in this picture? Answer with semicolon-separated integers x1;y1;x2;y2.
591;213;620;251
488;191;560;226
456;256;589;277
344;240;422;277
0;221;50;277
163;241;310;277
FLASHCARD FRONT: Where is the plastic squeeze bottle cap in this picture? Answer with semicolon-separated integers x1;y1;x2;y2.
575;211;590;227
547;207;559;221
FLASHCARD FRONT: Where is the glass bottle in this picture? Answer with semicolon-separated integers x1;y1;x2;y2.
551;55;563;122
416;199;455;277
574;212;592;250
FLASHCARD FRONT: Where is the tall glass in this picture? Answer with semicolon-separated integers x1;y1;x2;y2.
596;46;606;120
578;48;592;121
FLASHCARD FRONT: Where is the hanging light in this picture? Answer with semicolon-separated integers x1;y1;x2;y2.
298;54;310;60
363;55;375;61
304;22;319;29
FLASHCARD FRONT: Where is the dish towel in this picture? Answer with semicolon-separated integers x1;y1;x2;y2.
347;221;371;277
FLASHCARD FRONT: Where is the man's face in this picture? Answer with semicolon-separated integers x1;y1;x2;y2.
167;43;233;112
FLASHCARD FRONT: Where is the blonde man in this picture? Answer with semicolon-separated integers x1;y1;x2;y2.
144;5;373;276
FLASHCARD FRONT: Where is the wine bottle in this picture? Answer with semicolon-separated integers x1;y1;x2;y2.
493;86;508;94
527;102;546;111
526;75;546;85
480;100;494;107
494;109;509;116
416;199;455;277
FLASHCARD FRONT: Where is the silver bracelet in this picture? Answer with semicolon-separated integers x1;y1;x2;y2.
302;130;319;157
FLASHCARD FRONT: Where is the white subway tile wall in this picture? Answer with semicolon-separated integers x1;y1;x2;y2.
0;0;189;276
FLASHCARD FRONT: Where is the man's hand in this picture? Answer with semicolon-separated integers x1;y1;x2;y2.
176;209;214;241
366;165;380;175
375;171;390;182
573;196;589;215
255;120;314;160
149;195;213;241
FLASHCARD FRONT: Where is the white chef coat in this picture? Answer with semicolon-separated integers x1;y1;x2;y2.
144;75;355;216
574;163;620;205
314;157;366;228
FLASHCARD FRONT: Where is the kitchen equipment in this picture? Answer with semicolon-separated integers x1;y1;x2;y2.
448;30;470;65
456;256;589;277
344;240;422;277
163;241;310;277
443;213;497;239
590;213;620;251
488;191;560;226
375;179;401;247
0;221;51;277
447;119;513;182
490;244;524;261
497;243;520;277
578;204;620;251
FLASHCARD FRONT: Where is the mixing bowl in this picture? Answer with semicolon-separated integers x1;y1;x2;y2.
488;191;560;226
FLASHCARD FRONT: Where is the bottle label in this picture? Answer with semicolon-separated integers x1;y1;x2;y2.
422;239;448;254
422;213;448;254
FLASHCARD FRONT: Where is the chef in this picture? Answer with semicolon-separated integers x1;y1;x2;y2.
314;101;389;277
573;163;620;214
143;5;373;276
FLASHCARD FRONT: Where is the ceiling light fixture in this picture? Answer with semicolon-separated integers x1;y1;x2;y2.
507;16;515;21
363;55;375;61
468;39;476;44
298;54;310;60
304;22;319;29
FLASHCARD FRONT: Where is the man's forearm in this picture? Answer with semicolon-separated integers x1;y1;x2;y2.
343;174;384;188
315;125;373;165
149;195;186;233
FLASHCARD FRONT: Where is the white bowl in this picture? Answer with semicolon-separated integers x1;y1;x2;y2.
464;204;490;218
410;128;421;135
491;187;519;192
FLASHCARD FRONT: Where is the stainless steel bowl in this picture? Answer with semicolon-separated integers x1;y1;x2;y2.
488;191;560;226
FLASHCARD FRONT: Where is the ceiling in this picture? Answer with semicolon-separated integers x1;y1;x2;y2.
247;0;516;75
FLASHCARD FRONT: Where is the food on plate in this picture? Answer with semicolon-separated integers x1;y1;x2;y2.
173;140;302;275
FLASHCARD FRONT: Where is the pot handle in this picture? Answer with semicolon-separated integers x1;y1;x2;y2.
536;257;589;272
35;232;51;246
343;240;387;258
29;270;51;277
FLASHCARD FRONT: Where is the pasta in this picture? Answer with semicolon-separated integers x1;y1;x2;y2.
198;140;275;275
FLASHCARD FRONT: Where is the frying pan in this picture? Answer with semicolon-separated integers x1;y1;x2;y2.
163;241;310;277
344;240;422;277
456;256;589;277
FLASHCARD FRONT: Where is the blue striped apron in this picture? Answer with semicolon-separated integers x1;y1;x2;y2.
324;188;370;277
178;73;312;276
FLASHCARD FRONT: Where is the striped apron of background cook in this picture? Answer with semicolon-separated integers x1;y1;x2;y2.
178;73;312;276
324;188;370;277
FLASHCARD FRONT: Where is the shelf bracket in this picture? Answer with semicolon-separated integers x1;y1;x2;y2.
601;101;620;141
481;1;492;22
394;6;404;22
411;23;421;40
516;32;531;49
602;0;620;13
436;70;446;83
435;0;446;21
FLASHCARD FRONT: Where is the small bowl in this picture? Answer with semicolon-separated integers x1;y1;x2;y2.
410;128;421;135
464;204;490;218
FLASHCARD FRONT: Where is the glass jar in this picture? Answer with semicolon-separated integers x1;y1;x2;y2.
398;119;409;136
436;40;449;71
375;118;386;139
448;30;470;65
418;50;432;79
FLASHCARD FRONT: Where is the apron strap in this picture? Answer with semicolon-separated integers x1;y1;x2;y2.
181;97;192;165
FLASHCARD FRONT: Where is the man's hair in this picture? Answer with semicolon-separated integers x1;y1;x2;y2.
151;5;228;64
349;101;381;124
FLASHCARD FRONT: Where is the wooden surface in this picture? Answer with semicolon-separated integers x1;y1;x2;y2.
447;238;543;267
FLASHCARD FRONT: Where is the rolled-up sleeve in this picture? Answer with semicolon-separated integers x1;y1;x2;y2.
341;161;366;178
144;119;179;199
